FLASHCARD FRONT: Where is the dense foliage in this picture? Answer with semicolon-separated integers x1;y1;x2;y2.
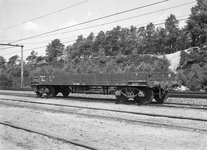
186;0;207;47
0;73;13;87
177;47;207;91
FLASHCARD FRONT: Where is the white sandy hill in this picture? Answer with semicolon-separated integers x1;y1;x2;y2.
158;50;186;91
157;48;196;73
166;51;181;72
156;51;181;73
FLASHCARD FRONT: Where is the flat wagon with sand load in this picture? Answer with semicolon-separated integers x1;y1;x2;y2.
31;72;178;105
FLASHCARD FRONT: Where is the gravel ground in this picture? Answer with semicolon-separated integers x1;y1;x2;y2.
1;94;207;121
0;124;87;150
0;94;207;149
1;95;207;131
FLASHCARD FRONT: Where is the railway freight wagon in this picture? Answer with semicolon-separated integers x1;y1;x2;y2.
31;72;178;104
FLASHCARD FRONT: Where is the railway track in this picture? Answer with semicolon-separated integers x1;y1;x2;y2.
0;91;207;111
0;97;207;133
170;91;207;99
0;121;100;150
1;88;207;98
149;102;207;110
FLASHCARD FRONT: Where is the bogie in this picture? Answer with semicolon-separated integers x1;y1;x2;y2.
33;86;55;98
115;87;153;105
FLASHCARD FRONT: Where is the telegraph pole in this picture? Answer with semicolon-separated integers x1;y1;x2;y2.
0;43;24;88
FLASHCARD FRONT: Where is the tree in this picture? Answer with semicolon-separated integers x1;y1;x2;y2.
178;47;207;90
145;23;156;54
0;56;6;69
79;32;94;57
154;27;167;54
176;28;191;51
65;45;76;59
72;35;84;58
26;50;38;65
45;39;65;64
137;26;147;54
7;55;19;67
6;55;21;78
0;74;13;87
165;14;180;53
186;64;204;91
93;31;106;55
121;26;140;55
104;26;122;56
186;0;207;47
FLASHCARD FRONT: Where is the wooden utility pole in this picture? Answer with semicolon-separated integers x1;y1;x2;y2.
0;43;24;88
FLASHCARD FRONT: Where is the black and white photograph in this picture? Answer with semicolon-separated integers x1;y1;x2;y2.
0;0;207;149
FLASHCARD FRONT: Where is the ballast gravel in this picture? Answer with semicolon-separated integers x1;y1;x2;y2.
0;94;207;149
0;124;87;150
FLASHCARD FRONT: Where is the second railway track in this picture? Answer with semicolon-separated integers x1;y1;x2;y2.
0;95;207;133
0;97;207;122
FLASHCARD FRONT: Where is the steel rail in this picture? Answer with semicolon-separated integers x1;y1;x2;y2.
169;91;207;99
0;92;207;110
0;91;207;110
0;121;101;150
0;88;207;98
0;98;207;133
0;98;207;122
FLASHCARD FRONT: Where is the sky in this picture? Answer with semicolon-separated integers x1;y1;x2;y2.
0;0;196;61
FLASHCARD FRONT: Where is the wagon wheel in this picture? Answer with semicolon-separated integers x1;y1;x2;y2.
154;91;169;104
46;86;55;98
134;88;153;105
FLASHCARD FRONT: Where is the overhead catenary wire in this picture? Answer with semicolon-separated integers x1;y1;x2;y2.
8;0;195;44
0;1;195;56
1;16;188;52
0;0;89;31
2;14;189;46
1;0;193;52
0;46;18;51
7;32;101;45
1;0;194;48
10;0;169;44
2;17;188;57
35;1;195;39
2;39;77;56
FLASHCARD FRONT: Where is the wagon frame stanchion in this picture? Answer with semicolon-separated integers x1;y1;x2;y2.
153;89;169;104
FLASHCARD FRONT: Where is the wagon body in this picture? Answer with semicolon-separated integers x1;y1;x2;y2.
31;72;177;104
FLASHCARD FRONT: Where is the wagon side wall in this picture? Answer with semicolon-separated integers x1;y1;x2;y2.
31;72;176;88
